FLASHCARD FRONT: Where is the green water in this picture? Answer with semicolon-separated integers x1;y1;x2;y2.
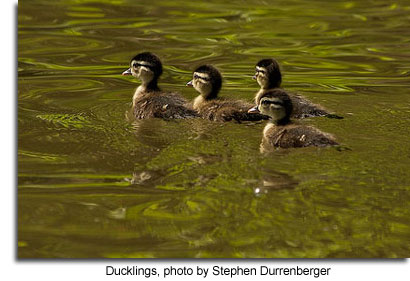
18;0;410;258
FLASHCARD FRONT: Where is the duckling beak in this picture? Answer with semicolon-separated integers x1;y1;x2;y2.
122;68;132;76
252;75;257;80
248;106;260;114
186;80;193;87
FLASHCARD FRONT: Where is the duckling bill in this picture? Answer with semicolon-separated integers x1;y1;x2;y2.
256;89;338;149
250;58;341;119
187;64;268;122
123;52;197;119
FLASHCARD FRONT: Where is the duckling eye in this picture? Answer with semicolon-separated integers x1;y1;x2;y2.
194;74;209;82
261;100;283;106
133;63;152;70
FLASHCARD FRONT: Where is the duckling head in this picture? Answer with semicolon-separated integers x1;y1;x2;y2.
186;64;222;100
257;89;292;125
122;52;162;87
253;58;282;89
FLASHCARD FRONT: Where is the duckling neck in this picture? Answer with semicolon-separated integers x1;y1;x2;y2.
271;117;290;126
193;90;218;110
193;95;205;110
267;80;281;89
135;79;160;94
264;119;289;136
255;88;267;104
261;81;280;91
144;79;160;92
203;89;219;101
133;80;160;105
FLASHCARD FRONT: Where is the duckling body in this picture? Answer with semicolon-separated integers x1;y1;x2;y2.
194;96;266;122
187;65;268;122
262;122;338;149
132;89;197;119
123;52;197;119
256;89;338;149
252;58;334;119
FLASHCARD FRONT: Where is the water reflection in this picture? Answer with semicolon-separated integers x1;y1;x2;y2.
253;170;298;195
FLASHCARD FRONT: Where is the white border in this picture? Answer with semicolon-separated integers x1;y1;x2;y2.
4;0;409;280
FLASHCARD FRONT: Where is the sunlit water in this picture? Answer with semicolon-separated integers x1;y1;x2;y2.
18;0;410;258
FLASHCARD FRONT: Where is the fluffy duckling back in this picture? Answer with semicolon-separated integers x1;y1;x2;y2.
122;52;197;119
187;64;268;122
251;58;337;119
256;89;338;149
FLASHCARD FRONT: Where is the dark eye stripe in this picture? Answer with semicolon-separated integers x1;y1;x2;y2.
194;74;209;81
133;63;153;69
262;100;283;106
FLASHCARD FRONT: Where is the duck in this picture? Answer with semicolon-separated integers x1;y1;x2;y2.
186;64;268;122
249;58;341;119
122;52;198;119
255;89;338;149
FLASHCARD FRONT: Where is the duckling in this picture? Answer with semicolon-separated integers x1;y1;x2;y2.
256;89;338;149
250;58;340;119
122;52;198;119
186;64;268;122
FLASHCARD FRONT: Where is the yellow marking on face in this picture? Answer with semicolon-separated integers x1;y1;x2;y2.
192;72;212;96
193;72;210;81
255;67;268;88
130;60;154;83
259;97;286;120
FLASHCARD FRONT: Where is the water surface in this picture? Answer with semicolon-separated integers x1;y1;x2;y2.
18;0;410;258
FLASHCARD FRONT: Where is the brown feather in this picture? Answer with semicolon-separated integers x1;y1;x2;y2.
262;123;338;149
195;98;268;122
133;91;198;119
